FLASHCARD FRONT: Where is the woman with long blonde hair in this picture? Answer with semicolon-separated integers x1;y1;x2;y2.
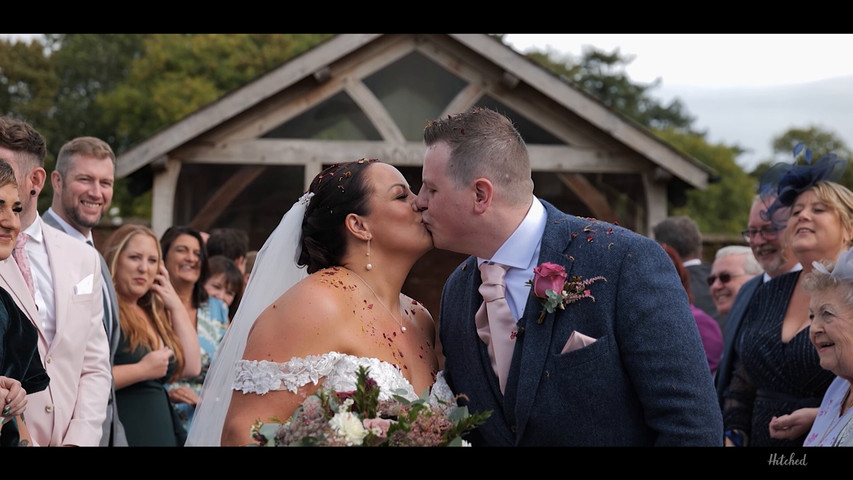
103;224;200;446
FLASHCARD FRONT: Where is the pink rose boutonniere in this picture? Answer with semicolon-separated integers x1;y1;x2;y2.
526;262;606;324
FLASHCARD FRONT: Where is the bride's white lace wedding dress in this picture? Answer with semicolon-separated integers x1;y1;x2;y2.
232;351;454;406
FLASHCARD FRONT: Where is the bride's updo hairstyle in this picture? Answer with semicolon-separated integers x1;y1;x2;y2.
299;158;378;273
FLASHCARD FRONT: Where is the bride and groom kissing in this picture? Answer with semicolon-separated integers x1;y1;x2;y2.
186;107;723;447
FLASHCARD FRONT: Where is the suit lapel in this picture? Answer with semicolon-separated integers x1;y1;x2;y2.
42;212;117;351
512;205;578;437
98;254;120;355
0;257;41;328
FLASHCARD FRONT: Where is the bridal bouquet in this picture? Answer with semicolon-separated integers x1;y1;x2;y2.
250;366;491;447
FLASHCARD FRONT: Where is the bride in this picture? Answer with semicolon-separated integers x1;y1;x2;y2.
186;158;451;446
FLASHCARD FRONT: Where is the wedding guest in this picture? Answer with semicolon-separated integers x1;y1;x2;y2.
416;107;722;446
160;226;228;435
42;135;127;446
104;224;201;446
793;248;853;445
206;227;250;275
204;255;244;320
0;157;49;446
723;146;848;447
708;245;762;321
243;250;257;288
653;216;721;327
188;159;452;446
661;243;723;375
0;116;110;446
716;194;800;405
0;376;38;446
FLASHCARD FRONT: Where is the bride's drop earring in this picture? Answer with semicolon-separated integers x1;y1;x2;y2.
365;238;373;271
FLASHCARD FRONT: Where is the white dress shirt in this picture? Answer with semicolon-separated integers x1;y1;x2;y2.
477;197;547;320
23;217;57;345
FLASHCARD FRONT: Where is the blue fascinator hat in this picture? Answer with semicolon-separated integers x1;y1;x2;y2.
758;143;848;226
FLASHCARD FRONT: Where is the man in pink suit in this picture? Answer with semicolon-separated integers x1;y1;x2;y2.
0;117;110;446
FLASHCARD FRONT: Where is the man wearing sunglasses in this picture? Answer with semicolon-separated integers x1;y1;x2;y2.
714;195;800;405
708;246;762;322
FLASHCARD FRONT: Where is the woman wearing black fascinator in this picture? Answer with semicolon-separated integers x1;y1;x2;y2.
758;143;848;227
723;143;853;447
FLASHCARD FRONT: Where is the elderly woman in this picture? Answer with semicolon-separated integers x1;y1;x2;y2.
722;144;851;447
798;248;853;445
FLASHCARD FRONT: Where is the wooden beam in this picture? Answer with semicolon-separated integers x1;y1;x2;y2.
187;165;267;232
173;139;644;173
557;173;619;224
151;158;181;238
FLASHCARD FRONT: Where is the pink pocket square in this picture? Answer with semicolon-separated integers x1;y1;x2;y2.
560;331;597;354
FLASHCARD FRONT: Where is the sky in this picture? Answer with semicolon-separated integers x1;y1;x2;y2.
503;34;853;88
503;34;853;170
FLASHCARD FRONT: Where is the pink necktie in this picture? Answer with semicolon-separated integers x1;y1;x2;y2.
475;262;517;394
13;233;35;299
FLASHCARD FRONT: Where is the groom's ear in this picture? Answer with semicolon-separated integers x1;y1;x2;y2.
473;178;493;214
345;213;371;241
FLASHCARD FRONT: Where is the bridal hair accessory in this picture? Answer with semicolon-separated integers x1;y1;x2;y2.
759;142;848;227
365;238;372;271
346;267;407;333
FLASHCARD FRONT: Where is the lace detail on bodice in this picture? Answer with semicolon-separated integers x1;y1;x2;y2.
233;352;453;405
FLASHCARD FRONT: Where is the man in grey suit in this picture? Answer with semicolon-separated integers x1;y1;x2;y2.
42;136;127;446
416;107;722;446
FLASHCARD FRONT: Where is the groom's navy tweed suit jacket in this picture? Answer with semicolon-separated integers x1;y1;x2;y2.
439;200;723;446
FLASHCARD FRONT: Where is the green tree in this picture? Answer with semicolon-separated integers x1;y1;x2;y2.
657;128;754;234
512;40;749;234
94;34;331;220
1;34;331;221
525;45;698;132
0;38;58;128
98;34;331;145
750;125;853;191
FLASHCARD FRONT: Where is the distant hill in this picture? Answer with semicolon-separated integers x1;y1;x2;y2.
652;75;853;171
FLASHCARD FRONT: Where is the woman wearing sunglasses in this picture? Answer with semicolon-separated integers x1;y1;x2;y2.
722;145;853;447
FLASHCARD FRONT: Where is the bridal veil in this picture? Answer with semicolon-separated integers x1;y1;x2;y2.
184;193;313;446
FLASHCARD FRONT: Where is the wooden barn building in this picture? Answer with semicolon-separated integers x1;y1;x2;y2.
115;33;717;315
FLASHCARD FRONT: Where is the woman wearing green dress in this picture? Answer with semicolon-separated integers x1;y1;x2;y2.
104;224;201;446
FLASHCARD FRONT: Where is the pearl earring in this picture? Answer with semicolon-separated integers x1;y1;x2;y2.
365;238;372;271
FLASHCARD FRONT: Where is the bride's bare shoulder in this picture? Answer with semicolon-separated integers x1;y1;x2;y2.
249;267;356;334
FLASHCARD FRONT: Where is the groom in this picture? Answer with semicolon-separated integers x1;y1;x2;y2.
416;107;722;446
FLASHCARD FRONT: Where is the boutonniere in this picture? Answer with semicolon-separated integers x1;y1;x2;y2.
525;262;606;324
